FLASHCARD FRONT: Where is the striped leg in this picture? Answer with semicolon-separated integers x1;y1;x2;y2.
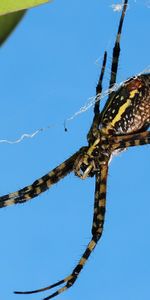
14;166;108;300
0;150;81;208
109;0;128;89
94;51;107;115
88;0;128;145
111;131;150;151
87;51;107;143
92;165;108;235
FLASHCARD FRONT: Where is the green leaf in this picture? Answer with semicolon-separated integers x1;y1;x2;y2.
0;10;26;46
0;0;49;16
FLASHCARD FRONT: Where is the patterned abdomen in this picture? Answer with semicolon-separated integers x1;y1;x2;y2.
101;74;150;135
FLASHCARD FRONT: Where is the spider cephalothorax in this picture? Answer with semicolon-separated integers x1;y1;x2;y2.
0;1;150;300
73;140;110;179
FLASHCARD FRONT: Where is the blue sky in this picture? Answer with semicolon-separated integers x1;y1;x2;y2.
0;1;150;300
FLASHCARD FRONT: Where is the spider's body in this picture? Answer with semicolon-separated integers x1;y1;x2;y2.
1;1;150;300
101;75;150;135
77;74;150;181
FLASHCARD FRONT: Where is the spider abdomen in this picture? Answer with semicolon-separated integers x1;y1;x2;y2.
101;74;150;135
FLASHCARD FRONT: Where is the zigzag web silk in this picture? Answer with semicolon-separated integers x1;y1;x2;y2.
0;64;149;145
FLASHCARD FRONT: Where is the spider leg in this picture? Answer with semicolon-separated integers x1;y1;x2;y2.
94;51;107;115
0;150;82;208
111;131;150;150
92;165;108;235
87;51;107;143
14;165;108;299
88;0;128;144
109;0;128;90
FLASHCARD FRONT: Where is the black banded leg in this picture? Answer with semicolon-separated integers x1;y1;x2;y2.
88;0;128;144
0;150;83;208
14;166;108;300
87;51;107;143
94;51;107;115
92;165;108;235
109;0;128;89
14;234;101;299
111;131;150;151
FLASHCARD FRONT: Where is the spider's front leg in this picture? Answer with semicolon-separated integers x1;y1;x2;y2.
14;164;109;300
0;150;83;208
92;165;108;235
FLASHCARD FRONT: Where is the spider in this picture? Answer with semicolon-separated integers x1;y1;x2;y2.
1;0;150;299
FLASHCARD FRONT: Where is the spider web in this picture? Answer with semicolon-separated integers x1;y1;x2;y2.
0;82;122;145
0;65;149;145
111;1;150;9
111;3;124;12
0;0;149;146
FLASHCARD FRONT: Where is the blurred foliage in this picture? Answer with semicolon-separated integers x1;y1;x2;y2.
0;0;52;46
0;10;26;46
0;0;49;15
